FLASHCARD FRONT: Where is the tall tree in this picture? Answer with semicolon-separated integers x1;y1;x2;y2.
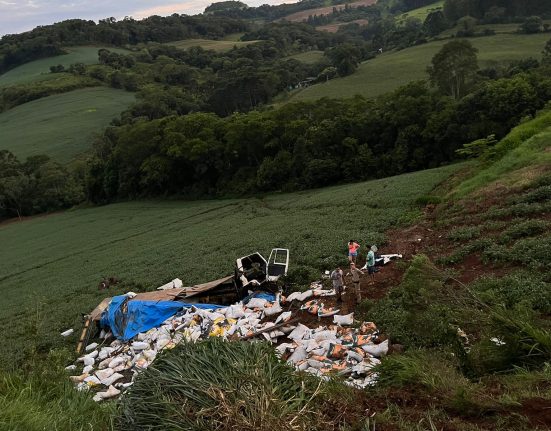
427;39;479;99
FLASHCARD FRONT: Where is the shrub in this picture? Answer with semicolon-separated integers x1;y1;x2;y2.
415;195;442;206
447;225;481;242
375;350;464;389
498;219;549;244
481;242;509;264
472;272;551;314
437;238;494;265
119;339;322;431
369;255;456;348
482;200;551;220
511;234;551;269
517;184;551;204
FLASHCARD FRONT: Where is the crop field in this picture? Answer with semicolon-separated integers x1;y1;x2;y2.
0;46;129;87
285;50;325;63
0;87;135;163
395;1;444;25
285;32;551;102
280;0;376;22
0;164;460;366
316;19;370;33
166;38;259;52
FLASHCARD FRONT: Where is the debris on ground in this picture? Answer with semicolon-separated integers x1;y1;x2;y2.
68;248;401;401
69;286;387;400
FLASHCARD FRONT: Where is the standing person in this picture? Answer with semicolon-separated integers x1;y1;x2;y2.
331;267;344;302
366;245;377;285
348;240;360;264
350;263;364;303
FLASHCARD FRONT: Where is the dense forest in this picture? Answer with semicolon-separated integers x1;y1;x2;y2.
2;0;551;220
83;57;551;202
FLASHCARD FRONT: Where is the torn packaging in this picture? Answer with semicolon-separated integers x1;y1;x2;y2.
76;278;383;400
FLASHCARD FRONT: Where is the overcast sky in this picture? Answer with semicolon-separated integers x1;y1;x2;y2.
0;0;289;36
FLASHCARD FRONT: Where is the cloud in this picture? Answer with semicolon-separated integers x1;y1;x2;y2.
0;0;290;36
132;1;208;19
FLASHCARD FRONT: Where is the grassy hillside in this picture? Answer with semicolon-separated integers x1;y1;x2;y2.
395;1;444;25
281;0;376;22
0;46;129;87
285;32;550;102
285;50;325;63
165;38;259;51
0;87;135;162
0;164;459;366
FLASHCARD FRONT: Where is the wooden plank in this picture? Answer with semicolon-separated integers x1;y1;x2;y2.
76;316;92;354
240;317;299;340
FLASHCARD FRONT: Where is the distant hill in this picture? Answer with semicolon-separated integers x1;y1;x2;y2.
280;0;377;22
0;46;129;87
0;87;135;162
284;30;551;103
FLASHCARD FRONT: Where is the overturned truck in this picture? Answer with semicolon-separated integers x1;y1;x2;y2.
80;249;289;351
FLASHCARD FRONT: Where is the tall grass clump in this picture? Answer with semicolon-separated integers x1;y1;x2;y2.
0;350;113;431
118;339;323;431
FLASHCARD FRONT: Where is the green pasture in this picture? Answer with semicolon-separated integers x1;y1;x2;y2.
441;20;551;37
166;38;259;52
0;87;135;162
285;32;551;103
0;164;460;366
395;0;444;25
285;50;325;64
0;46;129;87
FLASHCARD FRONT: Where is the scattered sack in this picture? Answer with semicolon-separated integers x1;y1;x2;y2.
60;329;74;337
362;340;389;357
263;302;282;317
275;311;292;324
333;313;354;326
246;298;267;309
288;324;311;340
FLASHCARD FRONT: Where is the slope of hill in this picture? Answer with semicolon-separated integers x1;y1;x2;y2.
285;32;550;102
0;46;129;87
165;38;259;51
0;164;460;367
281;0;377;22
3;107;551;430
395;0;444;25
0;87;135;162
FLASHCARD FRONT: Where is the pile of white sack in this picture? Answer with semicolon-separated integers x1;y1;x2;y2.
67;287;388;401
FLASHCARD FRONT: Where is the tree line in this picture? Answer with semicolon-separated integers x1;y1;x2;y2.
81;46;551;203
0;15;250;74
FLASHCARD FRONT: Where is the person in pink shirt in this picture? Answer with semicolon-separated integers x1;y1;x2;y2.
348;240;360;264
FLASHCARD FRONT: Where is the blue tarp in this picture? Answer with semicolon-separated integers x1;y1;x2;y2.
100;295;221;341
243;291;276;304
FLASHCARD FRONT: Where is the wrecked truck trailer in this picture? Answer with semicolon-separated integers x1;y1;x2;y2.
79;249;290;351
236;248;289;288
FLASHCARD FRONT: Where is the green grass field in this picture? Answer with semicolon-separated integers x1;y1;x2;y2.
0;164;460;366
285;32;551;103
0;87;135;162
395;1;444;25
0;46;129;87
285;50;325;64
165;38;259;52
